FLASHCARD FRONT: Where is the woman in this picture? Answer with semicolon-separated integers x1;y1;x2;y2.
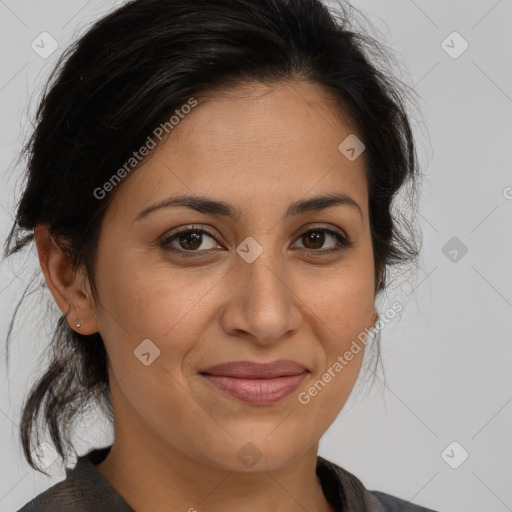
5;0;437;510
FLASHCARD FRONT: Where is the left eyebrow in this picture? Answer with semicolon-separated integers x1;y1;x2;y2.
134;192;363;222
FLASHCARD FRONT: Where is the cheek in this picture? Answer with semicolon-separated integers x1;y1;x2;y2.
298;273;373;416
95;250;214;348
91;261;217;424
92;257;215;428
301;260;374;399
304;261;375;340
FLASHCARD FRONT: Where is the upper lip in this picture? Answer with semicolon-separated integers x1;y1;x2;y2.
200;359;309;379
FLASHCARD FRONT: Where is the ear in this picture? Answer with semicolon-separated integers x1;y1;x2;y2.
34;225;99;335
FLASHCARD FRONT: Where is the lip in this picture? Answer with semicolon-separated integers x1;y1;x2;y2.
201;359;308;378
200;360;309;405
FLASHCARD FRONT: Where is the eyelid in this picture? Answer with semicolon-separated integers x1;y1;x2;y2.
163;223;220;240
296;223;348;240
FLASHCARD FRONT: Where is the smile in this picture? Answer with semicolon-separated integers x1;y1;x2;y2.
200;372;309;405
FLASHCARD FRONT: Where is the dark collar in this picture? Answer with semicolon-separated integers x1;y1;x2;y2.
70;446;134;511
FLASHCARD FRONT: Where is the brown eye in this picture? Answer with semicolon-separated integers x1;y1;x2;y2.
176;231;203;250
162;227;221;254
293;228;352;253
301;230;325;250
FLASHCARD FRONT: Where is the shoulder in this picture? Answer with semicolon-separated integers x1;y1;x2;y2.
16;446;130;512
316;455;439;512
16;477;83;512
370;490;440;512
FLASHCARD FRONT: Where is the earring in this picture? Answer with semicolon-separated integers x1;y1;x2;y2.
73;316;81;329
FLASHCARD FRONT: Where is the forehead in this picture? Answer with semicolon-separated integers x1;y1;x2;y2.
109;80;368;220
174;80;361;160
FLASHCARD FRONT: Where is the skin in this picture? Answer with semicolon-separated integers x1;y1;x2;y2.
35;80;378;512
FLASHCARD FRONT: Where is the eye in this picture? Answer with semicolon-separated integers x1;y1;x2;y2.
160;224;353;256
161;225;221;255
291;227;353;254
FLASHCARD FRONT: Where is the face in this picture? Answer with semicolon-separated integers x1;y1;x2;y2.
83;80;377;471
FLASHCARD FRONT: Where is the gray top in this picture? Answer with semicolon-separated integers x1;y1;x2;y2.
17;446;439;511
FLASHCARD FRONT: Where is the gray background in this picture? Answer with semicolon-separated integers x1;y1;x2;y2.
0;1;511;511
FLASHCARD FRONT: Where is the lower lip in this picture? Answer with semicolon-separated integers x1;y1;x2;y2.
201;372;308;405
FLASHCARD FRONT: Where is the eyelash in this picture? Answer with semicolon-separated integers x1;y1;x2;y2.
160;224;353;257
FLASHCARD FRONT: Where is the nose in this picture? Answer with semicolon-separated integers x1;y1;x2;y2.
219;250;302;346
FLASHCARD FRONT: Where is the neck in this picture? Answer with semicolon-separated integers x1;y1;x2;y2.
96;406;333;512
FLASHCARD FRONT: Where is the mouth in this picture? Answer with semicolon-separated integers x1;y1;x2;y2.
199;360;309;405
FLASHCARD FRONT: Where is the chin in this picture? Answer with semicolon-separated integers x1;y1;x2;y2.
197;434;314;473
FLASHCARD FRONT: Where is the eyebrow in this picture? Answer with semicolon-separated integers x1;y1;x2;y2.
134;192;363;222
